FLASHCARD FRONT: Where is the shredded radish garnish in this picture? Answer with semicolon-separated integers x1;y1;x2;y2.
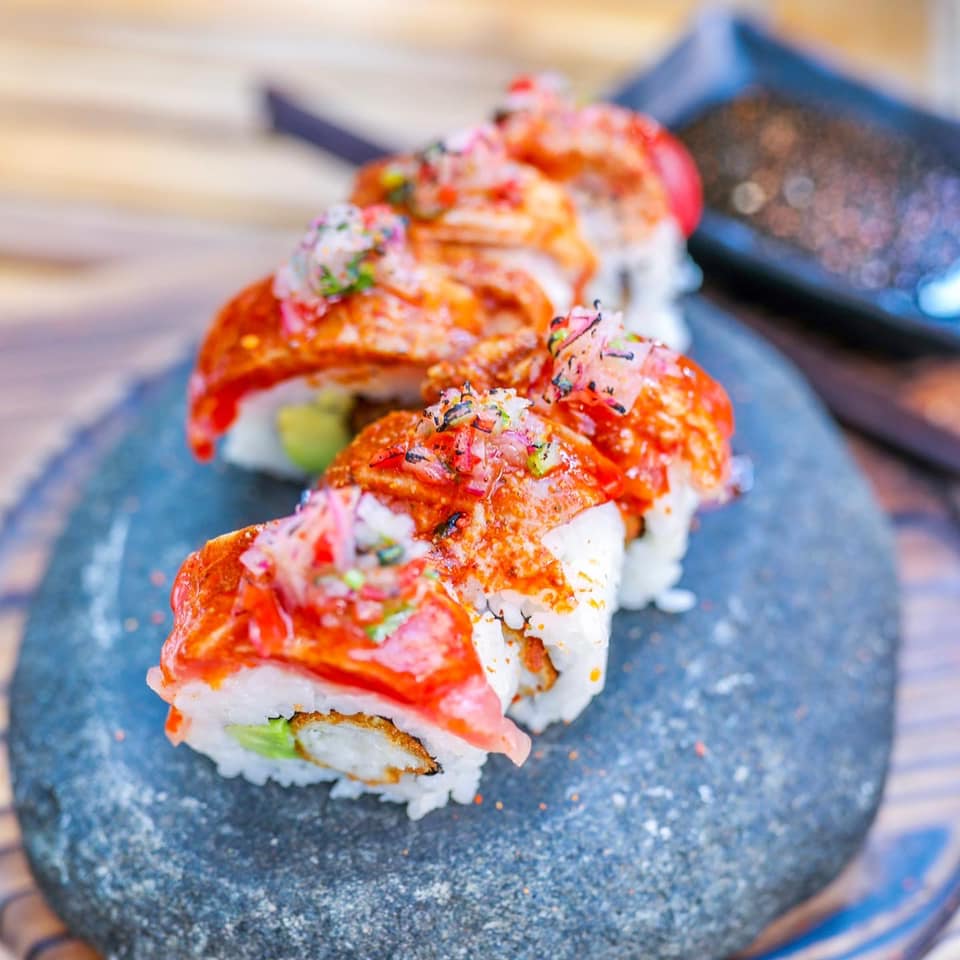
273;204;419;334
372;385;561;496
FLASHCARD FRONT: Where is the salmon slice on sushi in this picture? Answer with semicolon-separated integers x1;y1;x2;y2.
187;203;551;479
496;74;703;350
147;486;530;820
350;125;596;317
425;302;734;610
326;385;625;734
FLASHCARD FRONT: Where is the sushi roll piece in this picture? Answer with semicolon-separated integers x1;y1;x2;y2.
326;384;625;733
147;485;530;820
187;203;551;478
496;74;703;350
424;303;734;609
350;124;596;317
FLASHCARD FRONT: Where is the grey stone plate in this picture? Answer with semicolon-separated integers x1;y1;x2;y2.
11;298;898;960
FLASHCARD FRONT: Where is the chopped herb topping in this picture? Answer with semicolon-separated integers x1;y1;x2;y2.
527;441;562;478
272;203;418;334
377;125;522;220
240;487;428;611
543;304;649;416
371;385;559;496
497;72;570;119
366;605;415;644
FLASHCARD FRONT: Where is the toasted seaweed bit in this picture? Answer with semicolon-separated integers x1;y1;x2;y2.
226;717;299;760
440;401;475;431
433;511;465;540
551;372;574;397
376;543;404;566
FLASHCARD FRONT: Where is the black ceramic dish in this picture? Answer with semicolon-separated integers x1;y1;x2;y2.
612;12;960;355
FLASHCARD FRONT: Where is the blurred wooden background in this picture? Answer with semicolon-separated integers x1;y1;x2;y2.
0;3;956;958
0;0;947;509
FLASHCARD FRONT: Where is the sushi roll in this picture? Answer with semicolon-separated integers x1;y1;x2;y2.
496;74;703;350
147;485;530;820
326;384;625;733
424;303;734;609
350;125;596;317
187;202;551;478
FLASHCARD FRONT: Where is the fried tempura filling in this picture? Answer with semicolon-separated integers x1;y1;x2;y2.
500;626;559;701
290;710;440;785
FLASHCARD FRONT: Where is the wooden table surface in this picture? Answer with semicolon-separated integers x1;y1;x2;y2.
2;3;960;958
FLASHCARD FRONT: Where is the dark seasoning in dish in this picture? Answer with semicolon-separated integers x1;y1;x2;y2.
681;89;960;318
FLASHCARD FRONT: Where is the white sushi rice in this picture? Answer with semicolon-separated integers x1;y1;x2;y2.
486;247;574;315
578;205;698;351
167;664;494;820
459;501;625;734
469;610;523;712
618;465;701;611
223;367;425;480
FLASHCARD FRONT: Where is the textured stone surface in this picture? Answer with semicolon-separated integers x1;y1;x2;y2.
11;298;898;960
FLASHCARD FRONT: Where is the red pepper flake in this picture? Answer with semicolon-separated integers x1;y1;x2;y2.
114;729;126;742
149;570;166;587
151;610;166;625
474;793;483;805
522;887;531;896
437;183;458;207
694;741;708;758
570;792;580;803
538;802;547;811
533;749;545;760
495;800;504;811
568;750;579;761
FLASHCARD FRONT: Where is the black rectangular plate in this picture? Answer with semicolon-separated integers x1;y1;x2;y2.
612;12;960;355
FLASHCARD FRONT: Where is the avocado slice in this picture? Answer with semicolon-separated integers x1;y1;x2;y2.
277;390;356;474
226;717;299;760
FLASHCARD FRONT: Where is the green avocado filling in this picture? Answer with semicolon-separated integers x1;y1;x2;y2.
277;390;356;474
226;717;299;760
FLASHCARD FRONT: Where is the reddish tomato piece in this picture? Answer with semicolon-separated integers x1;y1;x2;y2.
647;128;703;237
